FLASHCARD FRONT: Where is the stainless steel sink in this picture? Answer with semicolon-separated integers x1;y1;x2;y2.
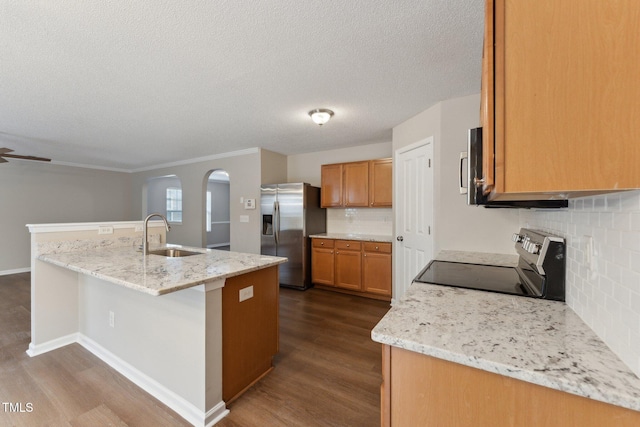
147;248;202;258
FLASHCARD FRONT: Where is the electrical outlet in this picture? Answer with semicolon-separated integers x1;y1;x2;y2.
99;226;114;235
239;286;254;302
109;311;115;328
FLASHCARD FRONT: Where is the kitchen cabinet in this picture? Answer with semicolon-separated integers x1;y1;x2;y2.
362;242;391;297
320;164;343;207
321;159;392;208
311;237;391;300
481;0;640;200
311;238;335;286
369;158;392;207
223;266;279;403
381;345;640;427
334;240;362;290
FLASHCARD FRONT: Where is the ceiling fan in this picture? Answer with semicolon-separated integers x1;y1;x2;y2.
0;148;51;164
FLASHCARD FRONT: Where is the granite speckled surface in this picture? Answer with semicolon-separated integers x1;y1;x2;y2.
309;233;392;243
38;244;287;296
372;251;640;412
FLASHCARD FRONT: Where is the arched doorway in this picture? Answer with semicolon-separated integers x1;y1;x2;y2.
203;170;230;250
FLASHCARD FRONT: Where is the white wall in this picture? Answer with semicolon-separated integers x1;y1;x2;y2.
521;191;640;377
0;162;132;273
393;93;520;255
131;149;265;254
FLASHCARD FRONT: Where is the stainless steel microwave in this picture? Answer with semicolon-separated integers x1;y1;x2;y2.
459;128;567;209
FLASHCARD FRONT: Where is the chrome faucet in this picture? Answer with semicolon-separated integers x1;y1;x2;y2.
142;213;170;255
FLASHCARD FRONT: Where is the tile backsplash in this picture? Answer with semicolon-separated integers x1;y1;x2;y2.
520;191;640;377
326;208;393;236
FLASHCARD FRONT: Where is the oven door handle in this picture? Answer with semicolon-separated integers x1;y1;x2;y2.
459;151;468;194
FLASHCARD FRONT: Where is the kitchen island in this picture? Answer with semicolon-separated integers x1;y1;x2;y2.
27;221;286;427
372;250;640;426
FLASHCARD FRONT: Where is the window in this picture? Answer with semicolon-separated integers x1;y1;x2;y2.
166;187;182;223
206;191;212;232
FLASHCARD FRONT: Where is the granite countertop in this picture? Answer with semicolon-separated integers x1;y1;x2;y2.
38;244;287;296
309;233;392;243
371;251;640;412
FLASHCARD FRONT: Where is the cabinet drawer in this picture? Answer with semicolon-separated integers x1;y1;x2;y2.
335;240;361;251
364;242;392;254
312;238;334;249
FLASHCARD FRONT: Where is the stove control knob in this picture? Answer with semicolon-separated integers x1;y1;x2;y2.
512;233;524;243
528;243;542;255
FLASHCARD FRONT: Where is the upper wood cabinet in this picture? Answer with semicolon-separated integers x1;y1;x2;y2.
482;0;640;200
321;159;392;208
320;163;343;207
343;161;370;207
369;158;393;207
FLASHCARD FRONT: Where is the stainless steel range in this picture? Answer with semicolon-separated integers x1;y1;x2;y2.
413;228;566;301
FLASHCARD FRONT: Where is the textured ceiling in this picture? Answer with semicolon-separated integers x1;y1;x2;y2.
1;0;484;171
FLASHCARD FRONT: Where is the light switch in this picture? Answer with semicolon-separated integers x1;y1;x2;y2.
240;215;249;223
239;285;254;302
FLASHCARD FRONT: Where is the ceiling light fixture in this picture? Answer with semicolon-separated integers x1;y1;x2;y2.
308;109;334;126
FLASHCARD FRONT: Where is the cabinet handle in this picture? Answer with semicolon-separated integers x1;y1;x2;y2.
346;244;350;247
363;254;367;257
375;246;379;250
336;251;339;254
321;242;324;245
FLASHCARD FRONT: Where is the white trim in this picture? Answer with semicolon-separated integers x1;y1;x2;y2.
32;147;259;174
26;333;79;357
77;334;228;427
50;160;132;173
26;220;166;234
132;147;260;173
396;137;434;155
0;267;30;276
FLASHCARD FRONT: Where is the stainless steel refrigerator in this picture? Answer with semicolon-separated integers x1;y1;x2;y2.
260;183;326;289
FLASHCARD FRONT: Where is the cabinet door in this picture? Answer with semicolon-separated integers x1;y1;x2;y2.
335;249;362;290
480;0;495;195
321;164;343;207
312;247;335;286
362;246;391;297
343;161;369;207
369;158;392;207
487;0;640;197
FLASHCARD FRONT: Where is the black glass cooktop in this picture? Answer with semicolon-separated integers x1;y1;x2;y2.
413;260;539;297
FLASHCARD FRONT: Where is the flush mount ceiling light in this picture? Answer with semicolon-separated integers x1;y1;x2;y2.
308;109;334;126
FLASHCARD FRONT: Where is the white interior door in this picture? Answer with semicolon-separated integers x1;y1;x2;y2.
394;137;434;301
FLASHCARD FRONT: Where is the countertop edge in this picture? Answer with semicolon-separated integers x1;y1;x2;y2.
309;233;392;243
371;329;640;412
38;246;288;296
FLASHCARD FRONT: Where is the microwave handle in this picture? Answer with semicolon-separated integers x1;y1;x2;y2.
459;151;468;194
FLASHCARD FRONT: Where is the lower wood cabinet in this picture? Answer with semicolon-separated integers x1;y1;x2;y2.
362;242;392;296
381;345;640;427
222;266;279;404
312;238;391;300
311;239;335;286
334;240;362;290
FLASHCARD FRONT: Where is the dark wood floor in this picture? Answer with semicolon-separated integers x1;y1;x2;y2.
0;273;390;426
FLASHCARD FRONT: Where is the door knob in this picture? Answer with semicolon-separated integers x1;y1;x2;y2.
397;236;404;242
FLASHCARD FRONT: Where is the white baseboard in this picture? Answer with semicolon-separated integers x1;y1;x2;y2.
0;267;31;276
26;334;228;427
26;333;79;357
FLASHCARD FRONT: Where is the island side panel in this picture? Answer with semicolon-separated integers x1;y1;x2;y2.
78;274;208;411
222;265;279;403
29;260;80;353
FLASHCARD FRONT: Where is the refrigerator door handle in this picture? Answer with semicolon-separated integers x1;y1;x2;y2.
274;201;280;245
